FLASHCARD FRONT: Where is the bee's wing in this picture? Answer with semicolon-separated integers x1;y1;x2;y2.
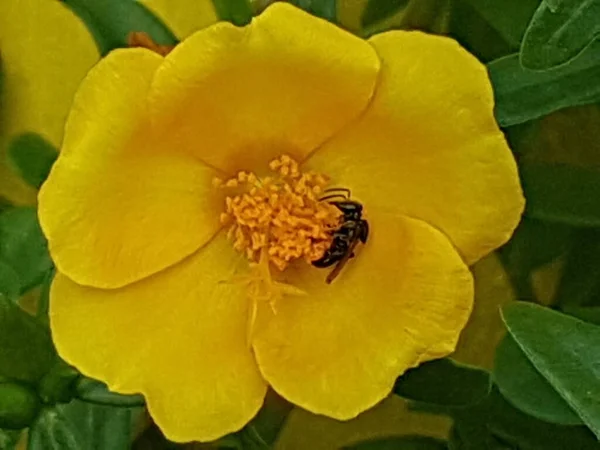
326;235;362;284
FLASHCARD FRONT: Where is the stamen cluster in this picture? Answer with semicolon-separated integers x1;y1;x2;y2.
216;155;342;270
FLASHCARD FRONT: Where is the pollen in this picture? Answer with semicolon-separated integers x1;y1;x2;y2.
216;155;342;343
216;155;342;271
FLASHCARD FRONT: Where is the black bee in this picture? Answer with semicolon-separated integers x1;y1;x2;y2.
312;188;369;284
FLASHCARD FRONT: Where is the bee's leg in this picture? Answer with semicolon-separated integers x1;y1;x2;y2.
323;187;351;198
319;194;347;202
312;247;346;268
339;220;359;230
359;220;369;243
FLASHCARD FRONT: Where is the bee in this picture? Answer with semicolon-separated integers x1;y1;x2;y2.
312;188;369;284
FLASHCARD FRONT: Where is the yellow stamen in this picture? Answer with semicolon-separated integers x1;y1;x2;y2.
217;155;342;271
233;247;308;345
216;155;342;341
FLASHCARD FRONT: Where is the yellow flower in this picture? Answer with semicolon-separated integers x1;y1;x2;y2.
0;0;216;205
0;0;98;205
38;3;524;443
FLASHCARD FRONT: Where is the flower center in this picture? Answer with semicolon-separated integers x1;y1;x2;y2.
215;155;343;342
216;155;342;271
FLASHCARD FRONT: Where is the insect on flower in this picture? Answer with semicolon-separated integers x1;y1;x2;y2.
37;2;525;443
312;188;369;283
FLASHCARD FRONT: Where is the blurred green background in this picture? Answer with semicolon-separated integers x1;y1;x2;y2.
1;0;600;448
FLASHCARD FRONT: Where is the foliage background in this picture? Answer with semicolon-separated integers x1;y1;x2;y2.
1;0;600;448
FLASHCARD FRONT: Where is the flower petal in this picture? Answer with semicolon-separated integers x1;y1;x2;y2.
139;0;218;39
148;3;380;174
252;212;473;420
50;232;267;442
39;49;222;289
307;31;524;265
0;0;98;204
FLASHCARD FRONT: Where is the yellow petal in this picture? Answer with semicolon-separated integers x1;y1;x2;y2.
148;3;380;174
39;49;221;289
307;31;524;265
0;0;99;204
252;212;473;420
50;233;267;442
138;0;218;39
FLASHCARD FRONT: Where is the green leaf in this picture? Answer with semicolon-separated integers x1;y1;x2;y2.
489;43;600;127
520;0;600;70
0;299;56;384
448;421;502;450
343;436;447;449
500;218;572;277
499;218;573;301
28;408;81;450
239;425;270;450
59;401;137;450
28;401;140;450
394;358;491;407
449;0;515;63
285;0;338;21
553;229;600;307
213;0;254;25
288;0;312;9
361;0;409;28
462;0;539;47
0;261;20;305
238;390;292;449
308;0;337;22
0;382;42;430
519;163;600;227
562;306;600;324
61;0;178;56
386;0;453;36
36;269;53;324
0;429;20;450
502;302;600;438
0;198;12;215
210;434;244;449
75;378;145;408
487;391;598;449
493;334;582;425
7;134;58;190
37;361;80;405
0;208;52;294
450;388;598;450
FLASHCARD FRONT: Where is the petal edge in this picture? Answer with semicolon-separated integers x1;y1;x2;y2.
51;233;267;442
253;212;473;420
308;31;524;265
